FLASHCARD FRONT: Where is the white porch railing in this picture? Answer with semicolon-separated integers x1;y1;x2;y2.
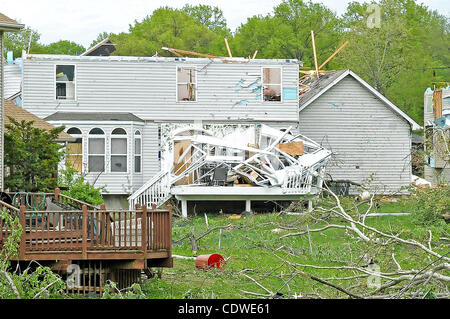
128;170;171;209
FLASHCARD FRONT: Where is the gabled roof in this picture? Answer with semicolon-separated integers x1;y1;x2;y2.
80;37;116;56
299;69;421;130
0;12;24;31
4;100;72;140
44;112;145;122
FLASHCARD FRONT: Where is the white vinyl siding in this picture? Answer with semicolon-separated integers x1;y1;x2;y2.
299;75;412;194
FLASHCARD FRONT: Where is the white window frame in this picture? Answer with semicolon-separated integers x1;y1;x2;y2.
176;66;197;102
88;128;106;173
110;127;128;173
261;66;282;103
54;64;77;101
134;130;142;174
65;127;83;173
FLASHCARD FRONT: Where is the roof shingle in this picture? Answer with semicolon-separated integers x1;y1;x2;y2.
4;100;72;140
0;12;18;24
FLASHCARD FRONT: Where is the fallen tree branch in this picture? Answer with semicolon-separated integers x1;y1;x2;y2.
33;278;61;299
0;270;21;299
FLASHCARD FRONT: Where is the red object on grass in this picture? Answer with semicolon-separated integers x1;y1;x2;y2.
195;254;225;270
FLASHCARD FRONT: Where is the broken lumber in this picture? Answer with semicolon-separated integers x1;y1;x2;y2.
311;30;319;78
319;40;349;70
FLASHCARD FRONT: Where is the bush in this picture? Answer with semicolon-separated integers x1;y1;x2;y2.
410;185;450;226
58;166;106;206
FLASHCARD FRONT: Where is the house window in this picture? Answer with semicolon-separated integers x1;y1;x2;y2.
177;67;196;101
56;65;75;100
88;128;105;172
134;130;142;173
66;127;83;172
111;128;127;173
262;67;281;102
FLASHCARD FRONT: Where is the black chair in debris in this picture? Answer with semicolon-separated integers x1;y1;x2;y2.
210;166;228;186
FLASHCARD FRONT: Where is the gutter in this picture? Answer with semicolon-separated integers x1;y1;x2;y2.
0;22;25;32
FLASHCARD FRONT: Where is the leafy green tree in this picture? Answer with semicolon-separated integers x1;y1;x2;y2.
111;7;226;57
233;0;342;66
335;0;450;124
3;26;44;58
4;118;65;192
58;165;105;206
43;40;85;55
182;4;230;36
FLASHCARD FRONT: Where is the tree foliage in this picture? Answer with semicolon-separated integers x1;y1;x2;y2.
58;166;105;206
335;0;450;124
3;26;42;58
43;40;85;55
111;7;226;57
182;4;230;36
4;118;65;192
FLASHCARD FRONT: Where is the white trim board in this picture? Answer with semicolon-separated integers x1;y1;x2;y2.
298;69;422;130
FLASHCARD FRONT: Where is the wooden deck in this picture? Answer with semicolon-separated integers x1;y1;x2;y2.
0;189;173;274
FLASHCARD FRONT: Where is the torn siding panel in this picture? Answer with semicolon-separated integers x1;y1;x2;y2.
299;75;411;194
3;64;21;98
22;57;299;123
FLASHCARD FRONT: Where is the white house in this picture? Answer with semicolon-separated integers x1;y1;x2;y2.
20;53;301;208
298;69;421;194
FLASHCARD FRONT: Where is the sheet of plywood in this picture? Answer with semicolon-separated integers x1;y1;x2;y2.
173;140;194;185
276;141;303;156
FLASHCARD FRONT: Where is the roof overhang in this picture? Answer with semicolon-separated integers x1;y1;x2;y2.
299;69;422;130
0;21;24;32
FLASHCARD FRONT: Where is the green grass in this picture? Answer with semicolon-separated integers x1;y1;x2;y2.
140;196;449;299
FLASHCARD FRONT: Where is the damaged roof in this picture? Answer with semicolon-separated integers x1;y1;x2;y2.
298;69;421;130
4;100;72;140
24;53;299;65
44;112;145;122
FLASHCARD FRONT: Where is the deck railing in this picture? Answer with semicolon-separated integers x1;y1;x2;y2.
8;188;100;211
1;199;172;259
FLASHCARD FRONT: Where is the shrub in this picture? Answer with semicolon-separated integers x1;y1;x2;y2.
58;165;106;206
410;185;449;226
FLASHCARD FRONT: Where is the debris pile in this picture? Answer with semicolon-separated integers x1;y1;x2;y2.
170;124;331;194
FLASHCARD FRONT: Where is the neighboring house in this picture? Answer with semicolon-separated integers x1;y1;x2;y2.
20;53;300;207
423;86;450;186
3;99;72;141
80;37;116;56
0;12;24;191
298;69;421;194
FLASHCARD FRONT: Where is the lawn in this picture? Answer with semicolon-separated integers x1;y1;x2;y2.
140;196;450;299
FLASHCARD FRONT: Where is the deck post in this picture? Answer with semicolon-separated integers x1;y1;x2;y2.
245;199;251;212
166;205;172;256
82;204;87;259
54;188;60;201
181;200;188;219
19;205;26;259
141;205;148;260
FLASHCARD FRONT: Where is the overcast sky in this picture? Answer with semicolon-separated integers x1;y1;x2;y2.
0;0;448;48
